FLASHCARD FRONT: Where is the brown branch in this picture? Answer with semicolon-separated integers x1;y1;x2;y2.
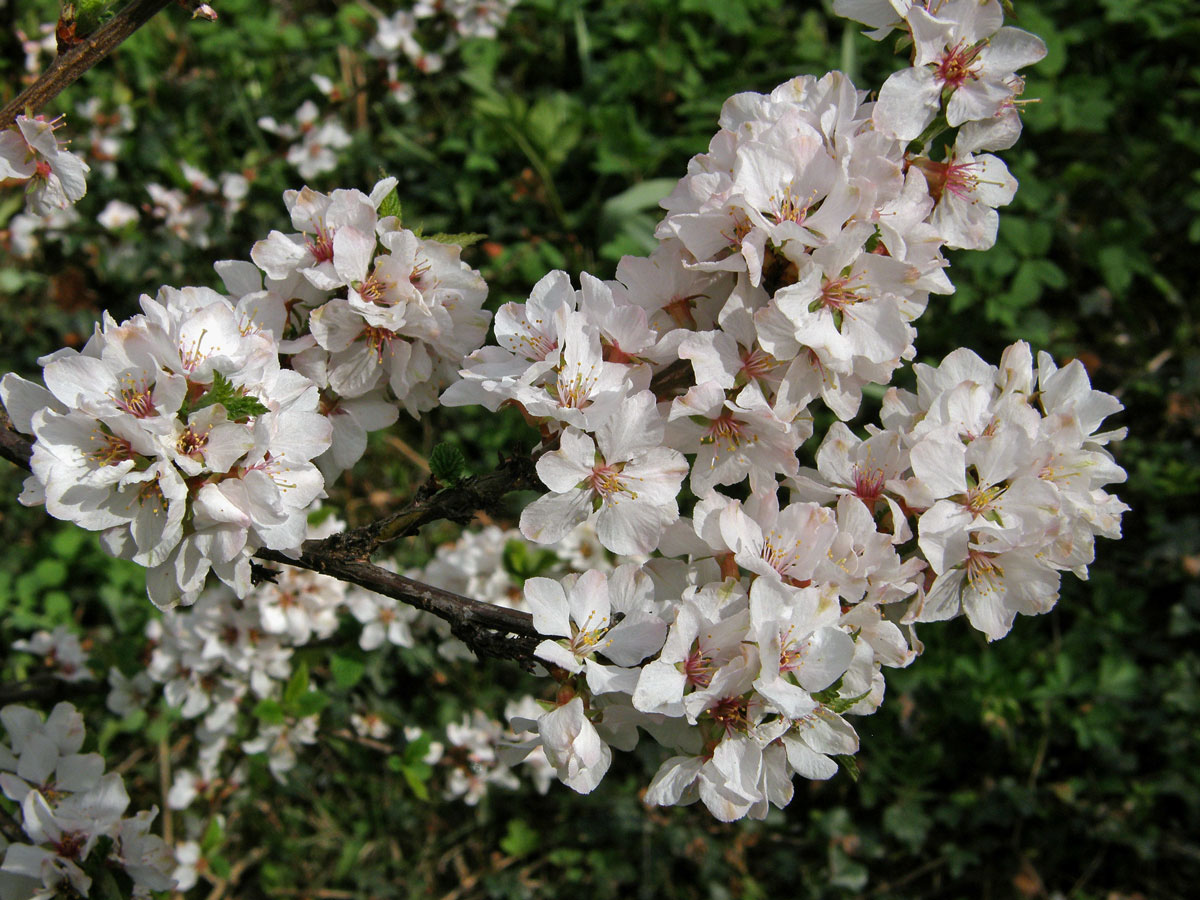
254;546;539;666
0;410;33;470
1;0;175;126
324;451;541;558
0;674;107;705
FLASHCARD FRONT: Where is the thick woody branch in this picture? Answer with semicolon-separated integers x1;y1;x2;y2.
0;413;541;666
0;0;174;126
323;452;541;558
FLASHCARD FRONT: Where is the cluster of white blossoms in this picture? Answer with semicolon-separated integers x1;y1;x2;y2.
258;76;354;181
368;0;522;76
2;177;491;607
0;115;89;216
0;703;176;898
1;0;1129;825
443;1;1128;819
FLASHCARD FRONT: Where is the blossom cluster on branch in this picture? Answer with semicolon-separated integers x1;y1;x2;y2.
0;0;1129;831
0;703;175;898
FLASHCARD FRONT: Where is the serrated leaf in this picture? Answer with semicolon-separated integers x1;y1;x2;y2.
426;231;487;249
330;653;366;689
188;371;269;421
811;676;845;705
378;187;402;221
429;443;466;483
824;690;871;715
834;754;859;782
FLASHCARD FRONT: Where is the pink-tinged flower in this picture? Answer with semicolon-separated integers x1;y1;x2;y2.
912;149;1018;250
872;1;1045;142
790;421;912;540
520;391;686;554
668;381;802;495
921;537;1061;641
0;115;90;214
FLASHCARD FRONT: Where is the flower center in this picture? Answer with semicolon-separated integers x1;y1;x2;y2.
703;411;747;449
113;376;157;418
935;40;982;89
307;224;335;263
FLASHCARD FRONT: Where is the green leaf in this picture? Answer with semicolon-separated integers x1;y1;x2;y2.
404;731;434;764
284;661;309;706
294;690;330;718
426;232;487;249
209;854;232;880
502;539;560;582
330;653;366;689
810;676;845;705
200;817;224;853
187;371;269;421
378;185;403;221
402;765;430;800
834;754;860;782
429;443;467;483
824;690;871;715
500;819;540;858
253;699;286;726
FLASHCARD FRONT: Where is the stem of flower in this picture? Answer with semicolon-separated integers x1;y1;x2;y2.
0;0;175;126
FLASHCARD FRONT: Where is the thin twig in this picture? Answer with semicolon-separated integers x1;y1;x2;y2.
1;0;174;125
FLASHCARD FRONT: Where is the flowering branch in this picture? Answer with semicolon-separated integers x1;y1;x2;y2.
0;411;541;664
253;547;539;665
0;0;174;126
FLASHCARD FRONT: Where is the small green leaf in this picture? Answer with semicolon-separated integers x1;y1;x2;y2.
811;676;845;705
294;690;329;718
404;731;434;764
834;754;859;782
187;371;269;421
429;443;467;483
426;232;487;249
209;854;232;880
253;699;286;726
502;539;559;582
200;818;224;853
378;186;402;221
402;765;430;800
824;690;871;715
386;754;404;773
500;819;540;858
330;653;366;689
284;661;309;706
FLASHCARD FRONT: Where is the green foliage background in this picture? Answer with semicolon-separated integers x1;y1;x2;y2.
0;0;1197;897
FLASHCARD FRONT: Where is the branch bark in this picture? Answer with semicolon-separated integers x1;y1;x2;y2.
0;414;542;666
1;0;174;126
